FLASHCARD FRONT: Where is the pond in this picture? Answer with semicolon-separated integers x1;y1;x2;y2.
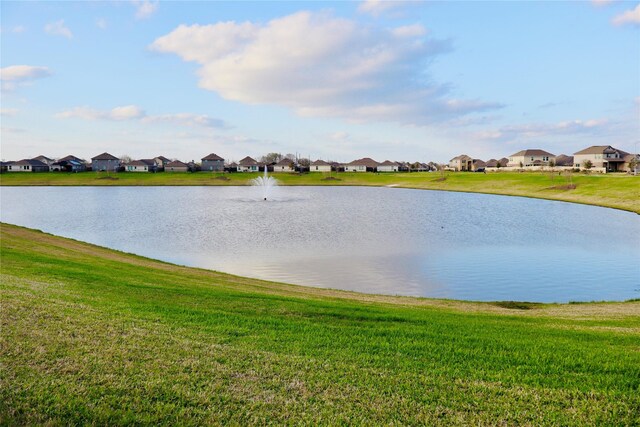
1;185;639;302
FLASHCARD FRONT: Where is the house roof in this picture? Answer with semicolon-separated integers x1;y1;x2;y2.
59;155;84;162
573;145;626;155
473;159;486;167
499;157;509;166
509;149;555;157
485;159;498;167
310;159;331;166
379;160;399;166
238;156;258;166
125;160;152;167
166;160;188;167
33;155;53;162
155;156;171;162
139;159;158;166
555;154;574;166
202;153;224;161
450;154;472;162
276;158;294;166
347;157;379;167
14;159;48;167
92;152;119;161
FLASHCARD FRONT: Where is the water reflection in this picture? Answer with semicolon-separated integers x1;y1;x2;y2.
1;186;638;302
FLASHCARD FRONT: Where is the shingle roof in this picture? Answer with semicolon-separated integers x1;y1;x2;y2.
347;157;379;167
125;160;152;167
239;156;258;166
509;149;555;157
473;159;486;167
59;155;84;162
202;153;224;161
14;159;48;167
156;156;171;162
32;155;53;162
379;160;399;166
166;160;188;167
450;154;472;162
485;159;498;167
573;145;626;155
310;159;331;166
92;152;119;161
555;154;574;166
276;158;294;166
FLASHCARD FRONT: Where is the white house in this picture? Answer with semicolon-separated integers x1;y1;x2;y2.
448;155;473;171
310;160;332;172
507;149;555;168
345;158;378;172
273;158;295;173
238;156;259;172
7;159;49;172
377;160;399;172
573;145;630;173
124;159;156;172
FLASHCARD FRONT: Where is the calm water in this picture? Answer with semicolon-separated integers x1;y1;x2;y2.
1;186;639;302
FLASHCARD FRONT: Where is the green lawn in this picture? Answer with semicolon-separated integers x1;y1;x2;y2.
2;223;639;425
2;170;639;213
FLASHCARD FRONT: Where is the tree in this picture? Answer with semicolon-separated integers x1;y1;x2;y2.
628;156;638;175
260;153;282;164
297;158;310;167
119;154;132;164
583;160;593;172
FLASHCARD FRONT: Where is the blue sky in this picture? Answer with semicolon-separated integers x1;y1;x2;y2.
1;0;638;163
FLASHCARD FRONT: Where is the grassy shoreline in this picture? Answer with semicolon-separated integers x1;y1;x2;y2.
2;170;639;213
2;223;639;425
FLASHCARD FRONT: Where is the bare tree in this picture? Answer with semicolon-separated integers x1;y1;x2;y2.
260;153;283;164
119;154;132;164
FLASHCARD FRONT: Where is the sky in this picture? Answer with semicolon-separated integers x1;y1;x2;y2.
1;0;639;164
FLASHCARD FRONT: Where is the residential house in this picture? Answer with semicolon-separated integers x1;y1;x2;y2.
0;161;13;173
622;153;640;174
507;149;555;168
238;156;259;172
226;162;238;173
345;157;379;172
201;153;224;172
449;155;473;171
310;159;332;172
273;158;295;173
554;154;574;169
32;155;54;167
91;152;121;172
154;156;171;170
573;145;629;172
485;158;508;170
472;159;486;171
377;160;400;172
7;159;49;172
124;159;156;172
165;160;190;172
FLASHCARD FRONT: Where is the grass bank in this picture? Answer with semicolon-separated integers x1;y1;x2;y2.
2;223;639;425
2;171;639;213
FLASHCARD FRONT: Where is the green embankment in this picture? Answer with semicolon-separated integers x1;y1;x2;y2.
2;171;639;213
2;223;639;425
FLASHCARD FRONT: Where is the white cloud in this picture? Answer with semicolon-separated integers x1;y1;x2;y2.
612;4;640;26
358;1;419;17
110;105;145;120
142;113;228;129
55;105;145;121
475;119;610;142
44;20;73;39
0;65;51;91
0;65;51;81
55;105;227;129
392;23;427;38
96;18;108;30
11;25;26;33
132;1;159;20
151;11;500;126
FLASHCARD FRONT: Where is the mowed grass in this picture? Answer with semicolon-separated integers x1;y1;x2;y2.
2;170;639;213
1;223;639;425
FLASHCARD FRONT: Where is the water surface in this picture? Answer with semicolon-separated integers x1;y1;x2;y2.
2;186;638;302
